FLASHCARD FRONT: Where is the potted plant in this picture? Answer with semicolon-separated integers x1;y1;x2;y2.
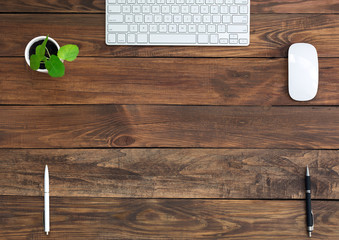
25;35;79;77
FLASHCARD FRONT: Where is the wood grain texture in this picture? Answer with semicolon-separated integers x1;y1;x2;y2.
1;58;338;105
1;196;339;239
0;105;339;149
1;0;338;13
0;149;338;199
0;14;338;57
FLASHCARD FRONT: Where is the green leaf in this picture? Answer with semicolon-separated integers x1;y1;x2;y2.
36;35;49;58
57;44;79;61
45;55;65;77
29;54;41;70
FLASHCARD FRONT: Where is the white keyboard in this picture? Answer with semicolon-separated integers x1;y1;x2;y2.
106;0;250;46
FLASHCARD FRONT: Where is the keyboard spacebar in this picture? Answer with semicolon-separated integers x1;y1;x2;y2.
150;34;196;44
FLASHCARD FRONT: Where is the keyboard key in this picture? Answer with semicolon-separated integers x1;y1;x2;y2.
239;5;248;14
142;6;151;13
152;6;160;13
230;39;238;44
211;6;219;14
150;34;196;43
108;34;116;43
201;6;209;14
137;34;148;43
164;15;172;22
198;34;208;43
135;15;143;22
179;25;187;32
122;6;131;13
117;34;126;42
169;24;177;32
221;6;228;13
108;6;120;13
233;15;248;23
203;16;211;23
184;15;192;23
228;25;248;33
182;5;189;13
191;6;199;13
125;15;133;23
235;0;247;3
193;15;201;23
140;25;148;32
208;25;216;33
222;16;231;23
210;35;218;43
159;25;167;32
217;25;226;32
129;25;138;32
155;15;163;22
172;6;180;13
162;6;170;13
108;24;128;32
132;6;141;13
198;25;206;32
220;38;228;43
174;15;182;23
150;25;158;32
128;34;136;43
188;25;196;32
212;15;221;23
230;6;238;14
239;39;248;44
145;15;153;23
108;15;123;23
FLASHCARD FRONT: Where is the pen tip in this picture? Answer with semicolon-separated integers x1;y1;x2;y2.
46;232;49;235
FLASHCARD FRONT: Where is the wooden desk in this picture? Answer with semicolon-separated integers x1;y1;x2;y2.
0;1;338;239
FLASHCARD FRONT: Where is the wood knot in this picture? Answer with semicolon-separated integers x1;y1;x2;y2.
112;136;135;147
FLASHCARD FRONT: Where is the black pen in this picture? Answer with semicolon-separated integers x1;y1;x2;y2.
306;165;314;237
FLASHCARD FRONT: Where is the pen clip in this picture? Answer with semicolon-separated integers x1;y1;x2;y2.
311;210;314;227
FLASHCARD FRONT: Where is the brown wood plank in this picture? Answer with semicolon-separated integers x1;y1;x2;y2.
1;57;338;105
0;149;338;199
1;0;338;13
251;0;339;13
1;196;338;239
0;105;338;149
0;14;338;57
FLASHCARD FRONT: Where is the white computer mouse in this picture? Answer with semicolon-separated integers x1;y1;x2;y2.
288;43;319;101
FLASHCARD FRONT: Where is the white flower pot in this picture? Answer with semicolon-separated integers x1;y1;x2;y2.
24;36;60;73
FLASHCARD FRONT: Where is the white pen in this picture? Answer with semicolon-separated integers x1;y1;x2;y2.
44;165;50;235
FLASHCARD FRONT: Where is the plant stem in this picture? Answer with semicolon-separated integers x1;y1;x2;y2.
45;47;51;58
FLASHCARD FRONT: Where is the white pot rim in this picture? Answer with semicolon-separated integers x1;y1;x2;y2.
24;36;60;73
